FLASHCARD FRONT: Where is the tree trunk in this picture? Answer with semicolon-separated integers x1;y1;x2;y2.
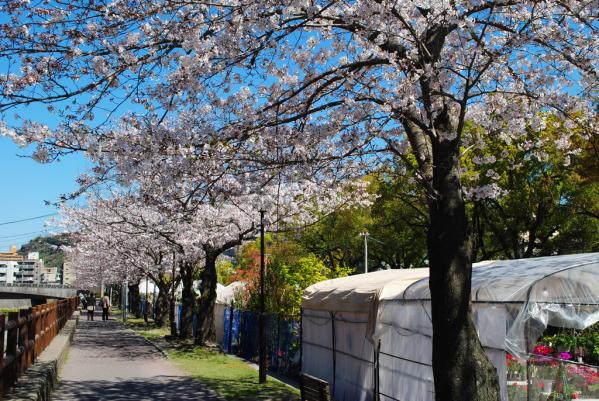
128;280;142;318
154;282;169;328
428;138;500;401
169;286;177;337
178;260;195;340
194;252;218;345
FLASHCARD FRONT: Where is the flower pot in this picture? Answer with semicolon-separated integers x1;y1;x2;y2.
542;379;553;393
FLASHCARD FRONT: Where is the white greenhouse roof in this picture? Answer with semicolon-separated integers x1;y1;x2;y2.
401;252;599;304
303;253;599;311
302;268;429;313
216;281;246;305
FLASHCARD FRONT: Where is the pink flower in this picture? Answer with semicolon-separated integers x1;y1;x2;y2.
558;352;572;360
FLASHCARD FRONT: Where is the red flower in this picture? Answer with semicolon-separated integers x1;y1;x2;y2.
533;344;553;356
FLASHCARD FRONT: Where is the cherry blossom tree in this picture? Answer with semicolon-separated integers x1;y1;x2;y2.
1;1;597;399
60;160;367;341
60;198;181;326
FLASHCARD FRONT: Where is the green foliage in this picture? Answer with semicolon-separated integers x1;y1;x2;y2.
299;173;428;271
18;233;71;269
464;116;599;261
216;258;235;285
298;206;372;271
367;171;428;268
232;237;347;318
542;324;599;365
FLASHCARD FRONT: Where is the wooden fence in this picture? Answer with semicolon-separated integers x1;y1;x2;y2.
0;297;78;397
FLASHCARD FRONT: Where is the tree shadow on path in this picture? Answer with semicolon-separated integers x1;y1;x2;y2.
53;375;222;401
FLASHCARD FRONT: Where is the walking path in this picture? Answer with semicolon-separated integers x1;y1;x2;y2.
52;318;221;401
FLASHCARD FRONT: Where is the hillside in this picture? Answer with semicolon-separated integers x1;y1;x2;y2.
18;234;72;268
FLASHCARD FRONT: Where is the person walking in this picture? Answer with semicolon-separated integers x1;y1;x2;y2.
87;293;96;321
102;293;111;321
80;292;87;310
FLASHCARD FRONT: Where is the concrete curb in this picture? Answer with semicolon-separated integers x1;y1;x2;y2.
4;313;79;401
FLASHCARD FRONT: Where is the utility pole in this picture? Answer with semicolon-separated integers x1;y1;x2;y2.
359;231;369;273
258;209;267;384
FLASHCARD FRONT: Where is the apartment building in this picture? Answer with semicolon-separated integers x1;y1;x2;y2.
61;259;76;286
0;247;45;284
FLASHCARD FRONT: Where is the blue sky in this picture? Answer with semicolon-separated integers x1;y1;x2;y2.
0;136;89;249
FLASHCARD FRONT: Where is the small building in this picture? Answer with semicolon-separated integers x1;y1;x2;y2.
38;266;59;284
15;258;43;284
61;257;76;286
0;246;24;284
0;246;45;284
0;261;19;283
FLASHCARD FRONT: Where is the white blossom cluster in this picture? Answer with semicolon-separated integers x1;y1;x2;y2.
0;0;596;283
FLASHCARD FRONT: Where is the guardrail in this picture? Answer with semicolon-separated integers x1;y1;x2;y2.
0;283;75;289
0;297;77;396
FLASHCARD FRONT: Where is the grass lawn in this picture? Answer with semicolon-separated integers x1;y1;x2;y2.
118;316;170;341
122;318;299;401
168;346;300;401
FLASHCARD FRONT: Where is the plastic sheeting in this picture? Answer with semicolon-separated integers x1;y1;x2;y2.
401;253;599;356
302;268;430;344
215;281;246;344
375;301;508;401
302;269;429;314
216;281;245;305
302;310;374;401
215;303;227;345
301;253;599;401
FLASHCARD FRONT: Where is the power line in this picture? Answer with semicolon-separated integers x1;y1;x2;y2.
0;230;48;240
0;213;58;226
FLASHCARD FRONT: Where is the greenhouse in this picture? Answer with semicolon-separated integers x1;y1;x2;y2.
214;281;246;345
301;252;599;401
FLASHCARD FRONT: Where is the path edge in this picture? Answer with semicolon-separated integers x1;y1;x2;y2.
4;312;80;401
118;324;170;358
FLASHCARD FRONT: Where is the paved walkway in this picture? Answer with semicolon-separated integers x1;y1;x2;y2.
52;319;221;401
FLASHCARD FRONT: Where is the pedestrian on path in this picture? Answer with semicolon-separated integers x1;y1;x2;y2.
87;294;96;321
102;293;111;321
79;293;87;310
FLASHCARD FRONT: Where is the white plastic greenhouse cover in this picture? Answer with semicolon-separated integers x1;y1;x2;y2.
398;252;599;356
216;281;246;305
302;268;430;314
301;253;599;401
215;281;246;346
301;269;429;401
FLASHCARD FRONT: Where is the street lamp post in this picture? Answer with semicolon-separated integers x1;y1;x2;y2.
258;209;267;384
359;231;369;273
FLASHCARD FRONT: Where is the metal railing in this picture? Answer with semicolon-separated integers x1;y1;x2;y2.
0;283;75;289
0;297;78;396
